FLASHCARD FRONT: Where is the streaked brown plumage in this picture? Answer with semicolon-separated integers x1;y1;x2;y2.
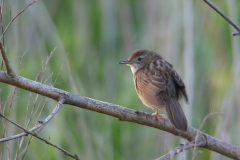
119;49;188;132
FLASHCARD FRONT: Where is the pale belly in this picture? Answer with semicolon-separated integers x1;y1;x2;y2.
137;92;166;111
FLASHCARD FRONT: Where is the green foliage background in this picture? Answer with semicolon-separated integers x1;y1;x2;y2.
0;0;240;159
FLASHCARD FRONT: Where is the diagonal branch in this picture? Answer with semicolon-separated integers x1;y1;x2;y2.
0;39;15;77
0;71;240;159
203;0;240;36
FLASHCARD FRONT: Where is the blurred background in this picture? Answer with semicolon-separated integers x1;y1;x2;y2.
0;0;240;159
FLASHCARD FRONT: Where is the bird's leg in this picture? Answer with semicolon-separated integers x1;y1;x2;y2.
152;109;165;122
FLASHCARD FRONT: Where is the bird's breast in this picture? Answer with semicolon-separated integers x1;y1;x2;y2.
133;69;166;111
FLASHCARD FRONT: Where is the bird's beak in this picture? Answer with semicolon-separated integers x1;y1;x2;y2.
118;60;133;64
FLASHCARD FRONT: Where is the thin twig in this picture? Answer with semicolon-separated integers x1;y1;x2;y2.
156;141;206;160
22;50;65;157
232;32;240;36
9;6;11;21
1;0;4;43
0;5;3;71
17;53;52;158
53;52;69;85
0;110;80;160
19;62;44;147
17;50;27;75
43;72;53;84
0;94;2;160
7;87;18;117
0;58;3;71
1;0;39;39
14;138;21;160
203;0;240;36
19;98;67;159
32;97;44;118
1;0;4;15
40;48;56;84
40;137;50;160
25;94;39;129
192;112;219;160
45;48;56;67
21;48;57;157
24;61;44;127
14;138;20;160
0;98;65;142
0;93;11;159
34;51;68;132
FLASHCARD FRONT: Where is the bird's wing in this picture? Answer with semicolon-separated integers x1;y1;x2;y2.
169;65;188;103
171;70;184;86
135;69;166;108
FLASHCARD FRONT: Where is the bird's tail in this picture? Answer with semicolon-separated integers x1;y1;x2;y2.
165;97;188;132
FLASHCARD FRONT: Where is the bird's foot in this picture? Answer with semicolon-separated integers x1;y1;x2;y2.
152;112;165;122
152;112;165;117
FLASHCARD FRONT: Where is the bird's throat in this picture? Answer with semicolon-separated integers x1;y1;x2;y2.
130;66;138;74
127;64;140;74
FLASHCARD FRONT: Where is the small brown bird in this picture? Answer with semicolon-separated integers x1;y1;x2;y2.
119;49;188;132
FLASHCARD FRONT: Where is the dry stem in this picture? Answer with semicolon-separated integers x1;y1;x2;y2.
203;0;240;36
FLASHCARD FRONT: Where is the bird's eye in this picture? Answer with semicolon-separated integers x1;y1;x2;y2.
138;57;142;61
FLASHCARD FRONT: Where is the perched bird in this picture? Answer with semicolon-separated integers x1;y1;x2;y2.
118;49;188;132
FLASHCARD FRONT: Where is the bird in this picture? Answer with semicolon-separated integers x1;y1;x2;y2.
118;49;188;132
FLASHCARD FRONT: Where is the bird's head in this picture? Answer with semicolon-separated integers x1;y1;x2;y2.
118;49;162;74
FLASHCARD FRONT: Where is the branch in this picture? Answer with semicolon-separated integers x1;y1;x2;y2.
0;99;80;160
0;71;240;159
0;39;15;77
203;0;240;36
